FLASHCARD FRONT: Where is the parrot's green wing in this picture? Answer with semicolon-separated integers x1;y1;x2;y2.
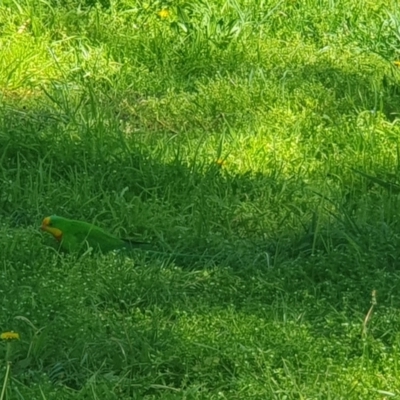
41;215;149;253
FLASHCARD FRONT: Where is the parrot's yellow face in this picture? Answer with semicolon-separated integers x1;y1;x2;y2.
41;216;63;241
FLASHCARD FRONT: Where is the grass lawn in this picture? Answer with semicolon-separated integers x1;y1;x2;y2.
1;0;400;398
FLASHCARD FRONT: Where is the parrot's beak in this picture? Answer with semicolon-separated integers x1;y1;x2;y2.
40;217;51;230
41;217;63;241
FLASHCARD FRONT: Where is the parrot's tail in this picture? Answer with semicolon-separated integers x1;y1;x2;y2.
123;239;153;250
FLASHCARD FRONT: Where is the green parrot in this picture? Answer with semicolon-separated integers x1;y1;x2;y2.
41;215;149;253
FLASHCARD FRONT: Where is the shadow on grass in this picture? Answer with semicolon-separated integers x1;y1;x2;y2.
3;98;400;395
1;83;400;270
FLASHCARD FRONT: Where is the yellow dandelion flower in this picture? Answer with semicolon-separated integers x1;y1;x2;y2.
394;61;400;67
215;158;226;168
158;9;170;19
1;332;20;341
